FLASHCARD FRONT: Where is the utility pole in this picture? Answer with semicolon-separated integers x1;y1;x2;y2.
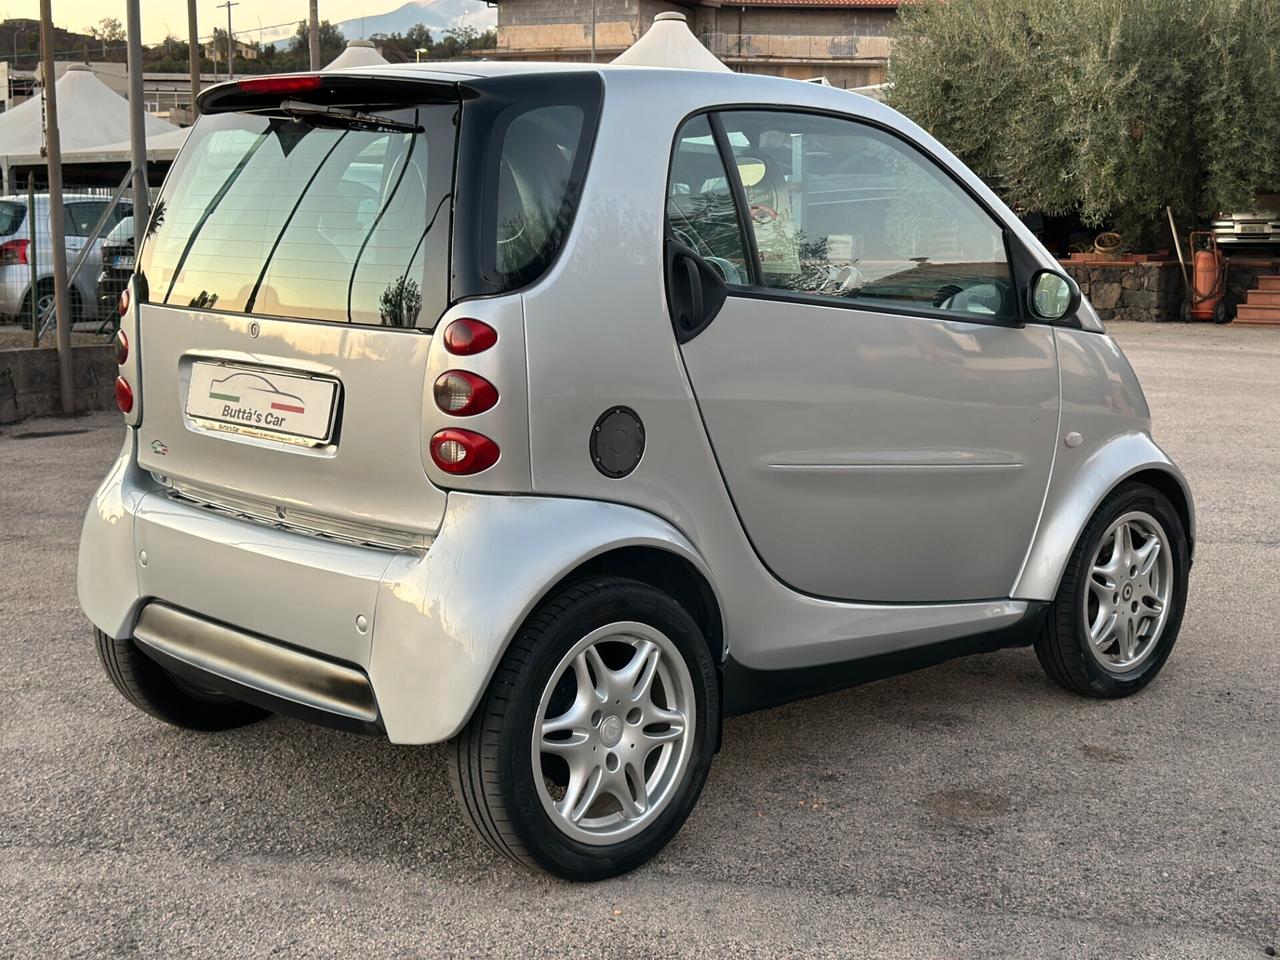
308;0;320;70
126;0;150;233
217;1;238;81
38;0;74;415
590;0;597;63
187;0;200;117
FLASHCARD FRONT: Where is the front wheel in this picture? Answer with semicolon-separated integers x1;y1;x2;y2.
1035;482;1190;698
449;577;719;880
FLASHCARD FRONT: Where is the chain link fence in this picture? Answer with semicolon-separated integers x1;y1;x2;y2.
1;176;141;343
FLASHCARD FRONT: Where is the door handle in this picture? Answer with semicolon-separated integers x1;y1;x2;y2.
664;240;728;344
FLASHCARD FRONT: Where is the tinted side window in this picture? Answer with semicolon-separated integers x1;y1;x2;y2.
452;72;603;300
667;115;751;286
494;105;585;283
718;110;1016;321
66;201;109;237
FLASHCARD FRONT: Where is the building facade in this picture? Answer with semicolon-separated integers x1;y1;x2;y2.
487;0;900;88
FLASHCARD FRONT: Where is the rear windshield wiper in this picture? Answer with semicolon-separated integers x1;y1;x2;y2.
278;99;423;134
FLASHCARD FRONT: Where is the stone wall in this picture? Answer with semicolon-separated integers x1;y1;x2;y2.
1061;260;1183;323
0;344;117;424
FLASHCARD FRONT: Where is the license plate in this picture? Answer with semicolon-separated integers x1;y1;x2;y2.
186;362;338;444
1237;223;1269;235
112;254;135;270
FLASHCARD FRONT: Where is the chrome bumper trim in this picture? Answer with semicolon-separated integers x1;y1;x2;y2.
133;603;379;723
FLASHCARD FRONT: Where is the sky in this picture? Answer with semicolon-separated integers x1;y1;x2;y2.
2;0;417;45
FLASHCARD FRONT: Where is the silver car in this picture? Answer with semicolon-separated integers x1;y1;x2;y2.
79;63;1194;880
0;192;132;324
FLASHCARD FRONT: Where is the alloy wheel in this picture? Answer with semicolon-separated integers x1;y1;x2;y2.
532;621;696;846
1084;510;1174;673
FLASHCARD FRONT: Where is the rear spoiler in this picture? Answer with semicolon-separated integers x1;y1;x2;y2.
197;73;461;115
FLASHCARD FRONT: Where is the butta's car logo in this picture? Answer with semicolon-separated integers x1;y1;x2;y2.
208;372;306;415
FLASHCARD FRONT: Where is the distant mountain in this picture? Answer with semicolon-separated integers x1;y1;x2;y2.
261;1;495;47
338;0;495;40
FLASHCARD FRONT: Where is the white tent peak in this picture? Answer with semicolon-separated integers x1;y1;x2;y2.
325;39;390;71
613;11;730;72
0;64;179;189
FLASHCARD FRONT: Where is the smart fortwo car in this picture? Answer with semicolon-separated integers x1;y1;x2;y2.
79;61;1194;881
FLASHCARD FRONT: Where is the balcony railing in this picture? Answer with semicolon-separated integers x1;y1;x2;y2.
700;33;892;63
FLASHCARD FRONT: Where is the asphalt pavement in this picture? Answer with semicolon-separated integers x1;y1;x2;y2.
1;321;1277;959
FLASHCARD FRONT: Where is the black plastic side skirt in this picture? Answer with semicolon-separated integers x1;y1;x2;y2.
721;601;1051;718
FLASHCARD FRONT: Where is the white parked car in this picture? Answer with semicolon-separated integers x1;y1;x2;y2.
79;63;1194;880
0;192;132;325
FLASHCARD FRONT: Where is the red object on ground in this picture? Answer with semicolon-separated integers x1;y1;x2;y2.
1190;247;1225;321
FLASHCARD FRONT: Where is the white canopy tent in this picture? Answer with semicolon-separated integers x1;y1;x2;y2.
324;40;390;71
613;12;731;72
0;64;179;192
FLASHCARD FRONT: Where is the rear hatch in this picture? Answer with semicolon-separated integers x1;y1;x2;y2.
132;76;458;544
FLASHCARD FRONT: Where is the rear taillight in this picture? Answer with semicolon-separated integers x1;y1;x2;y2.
118;287;130;317
434;370;498;416
115;330;129;365
442;318;497;356
236;74;323;95
430;429;499;475
114;377;134;414
0;238;28;266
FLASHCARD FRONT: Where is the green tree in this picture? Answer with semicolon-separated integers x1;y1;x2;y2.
887;0;1280;246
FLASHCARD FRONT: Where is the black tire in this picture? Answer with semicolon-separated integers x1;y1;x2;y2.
19;280;81;329
95;629;268;731
1034;482;1190;698
449;576;719;881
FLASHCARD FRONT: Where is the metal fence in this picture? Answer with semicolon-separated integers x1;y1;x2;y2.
1;174;143;342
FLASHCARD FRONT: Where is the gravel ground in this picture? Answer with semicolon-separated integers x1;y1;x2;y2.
1;322;1277;959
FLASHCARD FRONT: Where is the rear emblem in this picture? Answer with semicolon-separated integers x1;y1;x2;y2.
150;440;169;456
249;321;261;338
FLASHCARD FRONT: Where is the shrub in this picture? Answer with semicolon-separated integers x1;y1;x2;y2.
887;0;1280;247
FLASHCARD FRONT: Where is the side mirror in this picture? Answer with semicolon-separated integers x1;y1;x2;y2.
665;240;728;343
1027;269;1081;322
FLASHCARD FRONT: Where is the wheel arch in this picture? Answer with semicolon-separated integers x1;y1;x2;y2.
368;494;725;744
546;545;725;669
1012;432;1195;602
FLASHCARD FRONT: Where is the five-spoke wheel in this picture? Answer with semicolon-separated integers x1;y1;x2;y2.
449;577;718;881
534;622;696;844
1036;482;1189;697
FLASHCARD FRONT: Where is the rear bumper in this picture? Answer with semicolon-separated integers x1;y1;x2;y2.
133;602;381;733
78;430;715;744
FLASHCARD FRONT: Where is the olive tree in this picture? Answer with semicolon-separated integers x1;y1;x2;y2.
887;0;1280;247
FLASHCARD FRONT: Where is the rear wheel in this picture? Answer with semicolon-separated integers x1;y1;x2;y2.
449;577;719;880
20;281;82;330
1034;482;1189;698
96;629;268;731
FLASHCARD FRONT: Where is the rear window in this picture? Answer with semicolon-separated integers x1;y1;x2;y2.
0;201;25;236
138;104;454;328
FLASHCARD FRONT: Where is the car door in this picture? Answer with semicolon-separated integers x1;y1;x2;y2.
668;109;1059;604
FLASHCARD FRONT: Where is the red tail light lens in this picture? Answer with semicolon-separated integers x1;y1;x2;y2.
114;377;134;414
0;239;29;266
118;287;130;317
115;330;129;366
442;318;497;356
236;75;323;95
434;370;498;416
430;429;499;475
